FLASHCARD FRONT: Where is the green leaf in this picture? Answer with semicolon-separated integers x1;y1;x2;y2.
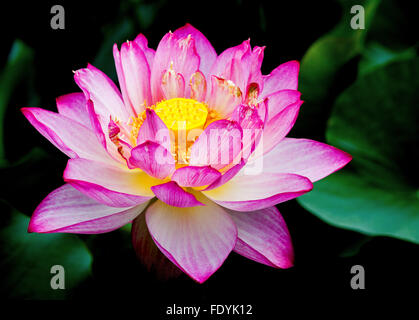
299;0;380;101
298;58;419;243
358;42;416;76
0;203;92;299
295;0;381;139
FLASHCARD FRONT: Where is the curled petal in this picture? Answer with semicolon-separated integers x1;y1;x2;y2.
151;32;200;102
211;40;263;95
245;82;260;106
207;76;243;118
189;71;207;102
145;193;237;283
151;181;204;207
234;45;264;95
210;40;250;84
171;166;221;187
129;141;175;179
173;23;217;81
29;184;148;234
161;69;185;100
228;206;294;268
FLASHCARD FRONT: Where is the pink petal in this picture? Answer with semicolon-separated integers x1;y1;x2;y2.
131;212;182;280
203;158;246;191
63;158;157;198
264;89;301;121
189;119;243;170
145;194;237;283
260;60;300;98
231;104;264;160
203;172;313;211
261;138;352;182
133;33;155;69
171;166;221;187
28;184;148;234
228;206;294;268
206;76;243;118
119;41;152;114
161;69;185;99
86;99;106;148
151;32;200;102
137;109;171;151
113;44;131;117
56;93;90;127
68;180;151;208
210;40;263;95
189;71;207;102
173;23;217;82
262;100;303;155
129;141;175;179
74;64;131;122
240;46;265;95
210;40;250;85
21;107;111;163
151;181;204;207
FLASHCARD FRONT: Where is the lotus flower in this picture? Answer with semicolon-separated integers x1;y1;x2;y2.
22;24;351;283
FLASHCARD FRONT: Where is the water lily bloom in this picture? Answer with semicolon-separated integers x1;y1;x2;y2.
22;24;351;283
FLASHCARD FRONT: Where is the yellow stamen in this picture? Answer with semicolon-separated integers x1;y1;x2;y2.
153;98;208;131
130;98;212;164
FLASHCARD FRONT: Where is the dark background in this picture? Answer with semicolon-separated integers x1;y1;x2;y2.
1;0;418;315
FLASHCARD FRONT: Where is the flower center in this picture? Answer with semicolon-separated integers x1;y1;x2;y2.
154;98;208;131
130;98;214;164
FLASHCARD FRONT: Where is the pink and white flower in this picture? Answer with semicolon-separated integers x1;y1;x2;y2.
22;24;351;283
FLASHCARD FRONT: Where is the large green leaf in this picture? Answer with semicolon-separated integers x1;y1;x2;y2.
295;0;381;139
358;42;416;76
0;203;92;299
300;0;380;100
298;58;419;243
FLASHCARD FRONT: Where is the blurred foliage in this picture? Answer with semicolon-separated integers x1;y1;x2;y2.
0;202;92;299
0;40;35;165
299;58;419;243
294;0;381;140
